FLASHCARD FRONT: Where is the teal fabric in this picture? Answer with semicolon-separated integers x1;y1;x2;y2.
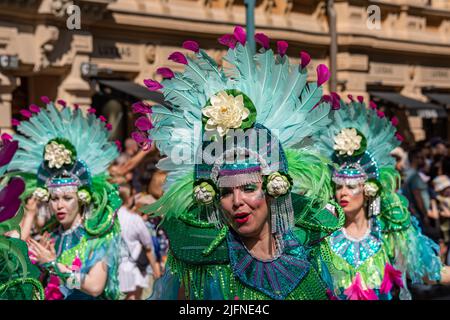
227;230;310;300
330;218;382;269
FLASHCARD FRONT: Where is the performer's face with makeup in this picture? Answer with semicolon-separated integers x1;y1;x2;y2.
335;183;365;215
220;182;270;238
49;191;81;229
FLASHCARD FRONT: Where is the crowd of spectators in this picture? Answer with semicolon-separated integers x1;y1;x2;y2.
394;137;450;299
109;138;169;299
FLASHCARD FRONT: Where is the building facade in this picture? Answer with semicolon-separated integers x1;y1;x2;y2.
0;0;449;143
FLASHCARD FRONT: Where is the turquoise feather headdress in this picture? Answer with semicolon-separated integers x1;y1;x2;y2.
312;96;403;212
7;99;122;237
135;26;334;231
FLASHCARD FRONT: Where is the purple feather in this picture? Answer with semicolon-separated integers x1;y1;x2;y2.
300;51;311;69
0;177;25;223
115;140;122;152
40;96;51;104
131;131;148;144
331;92;341;110
277;41;288;57
156;68;175;79
168;52;188;65
1;133;12;142
105;123;112;131
88;107;96;114
182;40;200;53
0;140;18;167
369;101;377;109
322;95;331;103
11;118;20;127
144;79;163;91
255;33;269;49
357;96;364;103
29;104;41;113
391;116;399;127
348;94;354;102
233;26;246;45
218;34;237;49
57;99;67;107
376;110;385;118
20;109;32;118
132;102;152;114
316;64;330;86
135;116;153;131
395;132;404;142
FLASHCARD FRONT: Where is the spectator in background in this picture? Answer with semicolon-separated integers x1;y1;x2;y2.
117;185;161;300
429;138;449;181
134;169;167;209
116;138;139;165
403;147;441;243
133;169;168;269
391;146;407;192
433;175;450;264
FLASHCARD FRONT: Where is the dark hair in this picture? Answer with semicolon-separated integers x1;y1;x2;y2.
408;147;423;163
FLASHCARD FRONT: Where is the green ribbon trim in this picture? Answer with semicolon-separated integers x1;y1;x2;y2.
0;277;45;300
202;226;228;256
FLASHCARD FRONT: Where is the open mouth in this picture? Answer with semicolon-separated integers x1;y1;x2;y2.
340;200;349;207
56;212;66;220
234;212;250;224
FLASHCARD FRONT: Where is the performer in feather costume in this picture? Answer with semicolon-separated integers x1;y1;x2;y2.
133;26;347;300
0;132;44;300
8;99;122;300
311;96;450;300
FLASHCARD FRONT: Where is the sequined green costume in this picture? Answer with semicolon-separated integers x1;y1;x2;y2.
8;100;122;300
312;98;442;300
0;136;44;300
154;194;344;300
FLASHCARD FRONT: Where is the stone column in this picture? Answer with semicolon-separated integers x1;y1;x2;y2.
57;32;94;110
0;72;19;133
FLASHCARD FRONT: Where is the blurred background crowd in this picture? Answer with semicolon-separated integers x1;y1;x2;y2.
393;137;450;299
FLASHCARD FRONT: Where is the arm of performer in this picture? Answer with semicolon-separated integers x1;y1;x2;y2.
28;238;108;297
20;197;38;241
145;247;162;279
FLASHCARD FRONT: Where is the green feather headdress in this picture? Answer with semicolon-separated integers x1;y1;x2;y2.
8;99;121;237
136;26;334;225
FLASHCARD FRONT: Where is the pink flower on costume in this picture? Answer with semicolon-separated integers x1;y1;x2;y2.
45;275;64;300
71;256;82;271
343;273;379;300
380;263;404;294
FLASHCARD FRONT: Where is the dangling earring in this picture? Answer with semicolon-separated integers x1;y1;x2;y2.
270;192;294;235
368;196;381;217
205;203;224;229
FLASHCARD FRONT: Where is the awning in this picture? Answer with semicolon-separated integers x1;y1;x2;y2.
98;79;167;106
424;93;450;109
370;91;447;118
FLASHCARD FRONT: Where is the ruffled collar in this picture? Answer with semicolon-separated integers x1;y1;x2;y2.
53;221;86;257
330;218;382;269
227;230;310;300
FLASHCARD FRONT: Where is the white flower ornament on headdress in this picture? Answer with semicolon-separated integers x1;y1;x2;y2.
77;189;92;205
333;128;362;156
364;181;379;197
202;91;250;137
44;141;73;169
194;181;216;205
33;187;49;202
266;172;291;198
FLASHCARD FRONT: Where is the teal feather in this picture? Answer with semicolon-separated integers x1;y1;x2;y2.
197;50;227;82
185;57;209;86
